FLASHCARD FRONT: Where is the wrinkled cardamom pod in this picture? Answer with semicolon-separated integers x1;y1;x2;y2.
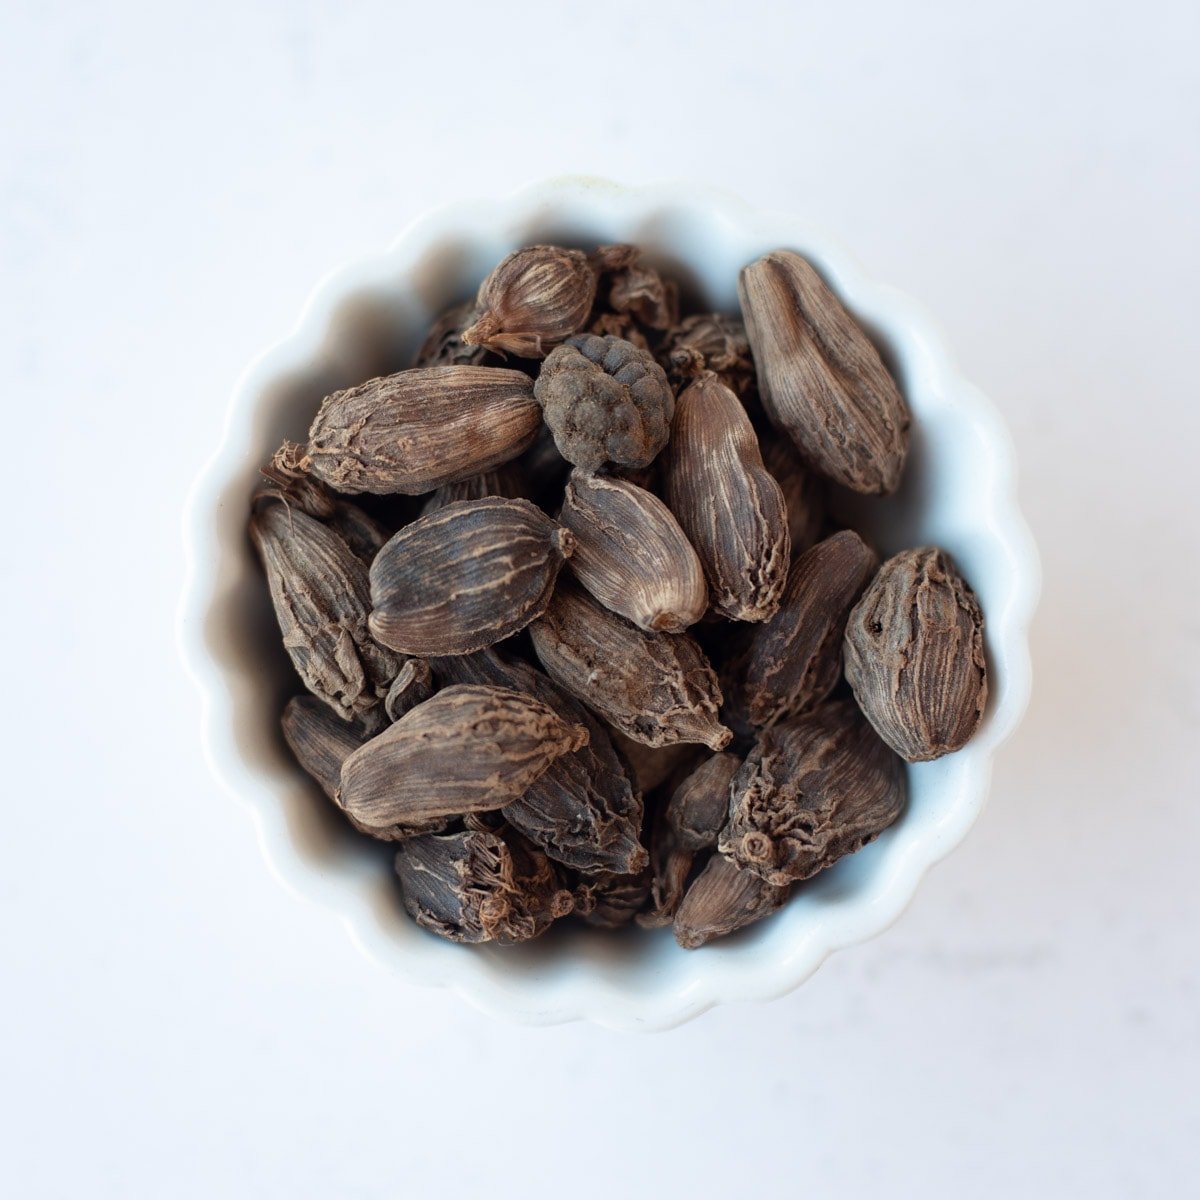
413;299;494;368
663;372;791;622
559;471;707;632
591;244;680;330
658;312;756;402
738;250;910;494
304;366;540;495
608;732;702;797
462;245;596;358
339;684;589;833
383;657;435;722
534;334;675;472
720;699;906;886
730;531;878;731
530;581;732;751
844;546;987;761
249;499;401;720
418;463;530;516
395;826;574;944
589;309;651;351
369;497;574;656
573;863;654;929
430;649;646;876
674;854;790;949
760;436;827;557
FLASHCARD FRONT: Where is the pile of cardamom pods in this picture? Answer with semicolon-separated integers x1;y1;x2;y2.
249;242;988;949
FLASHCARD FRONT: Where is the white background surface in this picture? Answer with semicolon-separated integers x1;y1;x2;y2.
2;2;1197;1196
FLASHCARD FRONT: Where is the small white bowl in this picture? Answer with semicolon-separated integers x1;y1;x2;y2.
178;178;1039;1031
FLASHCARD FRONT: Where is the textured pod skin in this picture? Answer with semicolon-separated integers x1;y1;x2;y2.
394;827;575;944
305;366;540;495
249;501;401;720
664;373;791;623
591;244;679;330
383;658;435;722
732;531;879;730
738;250;910;494
369;497;574;656
573;864;654;929
589;310;651;351
535;334;675;472
658;312;756;402
529;581;732;751
760;435;827;557
338;685;589;832
844;547;988;761
559;471;707;632
462;245;596;358
720;699;906;886
673;854;790;949
431;649;646;876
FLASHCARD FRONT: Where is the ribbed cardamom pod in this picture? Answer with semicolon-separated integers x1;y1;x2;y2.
663;372;791;622
573;863;654;929
249;499;401;720
368;497;575;656
394;825;575;944
658;312;756;402
430;649;646;876
462;244;596;358
844;546;987;761
759;436;827;557
534;334;675;472
418;463;529;517
413;300;494;368
558;471;707;633
304;366;540;495
339;684;589;833
383;657;435;722
673;854;790;949
529;580;732;751
589;309;651;351
730;530;878;731
719;699;906;886
591;243;680;330
738;250;911;495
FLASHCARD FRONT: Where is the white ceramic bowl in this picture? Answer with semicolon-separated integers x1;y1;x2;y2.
178;178;1038;1031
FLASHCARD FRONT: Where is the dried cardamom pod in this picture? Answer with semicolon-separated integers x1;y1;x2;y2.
760;436;827;557
658;312;756;401
608;732;702;797
663;372;791;622
529;580;732;751
395;826;575;944
719;699;906;886
589;310;651;351
731;531;878;730
738;250;910;494
673;854;790;949
534;334;675;473
383;657;435;722
559;471;707;633
413;299;493;368
249;499;401;720
418;463;530;517
430;649;646;876
574;863;654;929
844;547;987;761
304;366;540;495
591;244;680;330
369;497;574;656
339;684;588;834
462;245;596;358
281;695;383;801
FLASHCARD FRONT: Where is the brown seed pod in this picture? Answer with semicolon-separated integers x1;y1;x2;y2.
304;366;540;495
418;463;531;517
738;250;910;494
559;471;707;632
719;699;906;886
369;497;574;656
663;372;791;623
339;684;589;833
591;243;680;330
462;245;597;358
588;309;651;351
658;312;756;401
844;547;988;761
281;695;384;802
383;658;435;723
760;435;827;557
573;863;654;930
673;854;790;949
534;334;675;473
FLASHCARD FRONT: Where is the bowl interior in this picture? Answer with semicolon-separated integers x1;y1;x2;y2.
190;183;1034;1027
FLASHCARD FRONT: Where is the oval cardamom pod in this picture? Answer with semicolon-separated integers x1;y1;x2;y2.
304;366;540;495
559;471;707;632
658;312;756;402
339;684;589;833
673;854;790;949
383;657;435;722
738;250;910;494
732;530;878;730
719;699;906;886
368;497;575;656
844;546;988;761
529;580;732;751
663;372;791;622
249;500;401;720
462;245;597;358
281;695;383;801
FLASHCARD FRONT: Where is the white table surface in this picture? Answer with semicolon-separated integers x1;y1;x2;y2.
3;2;1197;1196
